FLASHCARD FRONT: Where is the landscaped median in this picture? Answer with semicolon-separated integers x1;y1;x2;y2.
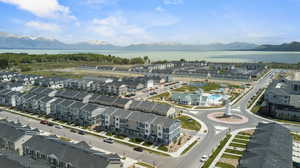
213;130;254;168
201;133;232;168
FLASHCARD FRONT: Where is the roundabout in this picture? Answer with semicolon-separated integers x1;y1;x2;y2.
207;112;249;125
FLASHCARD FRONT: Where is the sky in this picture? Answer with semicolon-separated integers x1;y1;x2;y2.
0;0;299;45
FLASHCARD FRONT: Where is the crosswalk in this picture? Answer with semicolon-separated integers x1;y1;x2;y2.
214;125;228;134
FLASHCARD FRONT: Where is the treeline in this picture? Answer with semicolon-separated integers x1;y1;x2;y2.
0;53;147;69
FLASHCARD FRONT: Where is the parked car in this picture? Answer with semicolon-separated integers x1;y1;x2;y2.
133;147;143;152
200;158;206;162
40;120;48;125
103;138;114;144
55;125;63;129
78;130;85;135
70;129;77;133
47;122;54;126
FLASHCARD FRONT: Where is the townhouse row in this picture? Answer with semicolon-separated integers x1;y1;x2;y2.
0;87;180;145
0;119;122;168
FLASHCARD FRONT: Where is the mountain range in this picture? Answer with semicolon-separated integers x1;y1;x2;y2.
1;32;300;51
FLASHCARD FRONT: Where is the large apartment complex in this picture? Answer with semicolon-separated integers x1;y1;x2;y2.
264;72;300;121
0;71;181;145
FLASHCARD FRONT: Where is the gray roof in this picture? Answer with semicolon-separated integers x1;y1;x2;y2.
128;112;156;123
59;99;76;107
113;109;134;119
69;101;87;109
152;116;179;128
0;119;38;142
0;154;26;168
0;151;50;168
238;123;293;168
23;135;121;168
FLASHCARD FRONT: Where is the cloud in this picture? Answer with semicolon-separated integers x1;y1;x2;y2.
0;0;75;19
90;15;152;45
163;0;183;5
86;0;118;5
25;21;61;32
155;6;165;12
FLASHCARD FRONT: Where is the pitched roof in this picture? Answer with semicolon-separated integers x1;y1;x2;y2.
238;123;293;168
23;135;121;168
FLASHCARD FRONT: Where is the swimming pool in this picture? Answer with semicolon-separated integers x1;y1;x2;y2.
208;94;223;100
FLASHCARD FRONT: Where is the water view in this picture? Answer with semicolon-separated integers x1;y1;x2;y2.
1;49;300;63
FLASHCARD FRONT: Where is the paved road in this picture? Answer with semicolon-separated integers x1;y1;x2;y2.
1;69;299;168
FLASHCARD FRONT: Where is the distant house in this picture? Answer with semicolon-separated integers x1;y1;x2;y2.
0;89;20;107
171;89;209;106
34;77;65;89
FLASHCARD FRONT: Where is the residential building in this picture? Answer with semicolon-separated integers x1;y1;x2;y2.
128;100;176;117
264;72;300;121
98;107;180;145
238;123;292;168
0;119;38;155
23;135;122;168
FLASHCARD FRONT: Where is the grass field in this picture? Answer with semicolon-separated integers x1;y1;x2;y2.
177;115;201;131
225;149;244;155
216;162;235;168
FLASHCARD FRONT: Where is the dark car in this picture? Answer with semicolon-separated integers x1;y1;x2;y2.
47;122;54;126
133;147;143;152
40;120;48;125
78;130;85;135
103;138;114;144
70;129;77;133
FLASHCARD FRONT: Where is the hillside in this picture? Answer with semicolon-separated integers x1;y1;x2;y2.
254;42;300;51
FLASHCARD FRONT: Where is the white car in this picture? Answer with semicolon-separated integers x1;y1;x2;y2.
202;155;208;159
200;158;206;162
55;125;63;129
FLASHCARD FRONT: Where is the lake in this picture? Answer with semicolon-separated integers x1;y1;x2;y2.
0;49;300;63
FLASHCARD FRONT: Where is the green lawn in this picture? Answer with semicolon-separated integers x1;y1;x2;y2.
201;82;221;92
291;133;300;141
221;154;241;160
142;142;153;147
149;92;170;100
129;138;143;144
158;145;169;152
225;149;244;155
235;135;250;140
216;162;235;168
136;162;155;168
251;105;261;113
201;134;232;168
23;71;85;79
173;85;198;92
229;143;247;148
232;139;249;144
114;135;126;139
177;116;201;131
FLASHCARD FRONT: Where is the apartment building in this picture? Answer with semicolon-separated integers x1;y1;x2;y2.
264;72;300;121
